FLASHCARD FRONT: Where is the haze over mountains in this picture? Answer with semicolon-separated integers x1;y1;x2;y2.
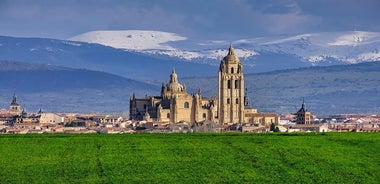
0;30;379;114
0;60;158;113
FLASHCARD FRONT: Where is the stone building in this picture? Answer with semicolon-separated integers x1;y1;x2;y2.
130;45;278;126
244;112;280;127
129;69;217;124
39;113;64;125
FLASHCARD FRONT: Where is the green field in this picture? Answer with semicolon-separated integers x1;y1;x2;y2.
0;133;379;183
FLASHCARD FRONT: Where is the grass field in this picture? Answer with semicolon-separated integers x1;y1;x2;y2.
0;133;379;183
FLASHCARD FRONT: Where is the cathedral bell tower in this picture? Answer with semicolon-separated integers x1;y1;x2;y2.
218;44;245;124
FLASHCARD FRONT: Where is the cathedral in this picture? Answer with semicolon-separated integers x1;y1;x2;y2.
130;45;279;125
129;68;217;123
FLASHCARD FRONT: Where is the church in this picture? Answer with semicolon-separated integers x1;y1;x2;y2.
129;68;218;123
130;45;279;126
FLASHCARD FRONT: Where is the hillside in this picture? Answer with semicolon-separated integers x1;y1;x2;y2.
182;62;380;114
0;60;159;113
0;133;378;183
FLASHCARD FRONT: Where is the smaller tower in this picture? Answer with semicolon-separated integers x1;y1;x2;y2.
9;93;22;116
293;98;311;124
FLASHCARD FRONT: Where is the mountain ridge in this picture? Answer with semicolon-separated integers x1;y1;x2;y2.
0;60;158;113
181;61;380;114
0;60;379;114
0;35;216;80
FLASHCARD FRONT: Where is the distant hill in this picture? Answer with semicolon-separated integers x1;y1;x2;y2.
0;36;216;80
182;62;380;114
0;60;379;114
0;60;158;113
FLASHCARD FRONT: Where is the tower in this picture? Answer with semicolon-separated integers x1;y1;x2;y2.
293;99;311;124
9;93;22;116
218;44;245;124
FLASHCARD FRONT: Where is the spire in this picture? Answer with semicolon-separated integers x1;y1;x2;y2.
297;98;307;113
302;97;305;109
228;43;235;55
11;93;19;105
12;93;17;103
170;68;178;83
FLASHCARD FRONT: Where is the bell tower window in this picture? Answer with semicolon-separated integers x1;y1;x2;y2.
184;102;189;108
227;80;231;89
231;67;234;74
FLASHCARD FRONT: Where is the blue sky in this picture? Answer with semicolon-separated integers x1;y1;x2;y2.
0;0;379;40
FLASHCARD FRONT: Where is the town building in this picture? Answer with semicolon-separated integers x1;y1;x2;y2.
286;124;329;132
293;99;311;124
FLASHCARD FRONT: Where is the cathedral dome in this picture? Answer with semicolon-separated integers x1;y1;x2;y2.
168;82;184;92
167;69;185;93
223;44;240;63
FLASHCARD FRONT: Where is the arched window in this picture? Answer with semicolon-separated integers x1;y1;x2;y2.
227;98;230;104
227;80;231;89
167;113;170;118
235;80;239;89
236;98;239;104
202;113;206;119
231;67;234;74
184;102;189;108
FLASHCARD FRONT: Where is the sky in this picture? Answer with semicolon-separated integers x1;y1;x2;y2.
0;0;379;40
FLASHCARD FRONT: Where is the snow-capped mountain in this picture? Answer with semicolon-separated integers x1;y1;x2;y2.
69;30;380;66
70;30;187;50
248;31;380;64
69;30;258;64
1;30;379;82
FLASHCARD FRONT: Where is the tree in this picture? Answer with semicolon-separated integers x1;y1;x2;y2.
270;123;276;132
270;123;280;132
